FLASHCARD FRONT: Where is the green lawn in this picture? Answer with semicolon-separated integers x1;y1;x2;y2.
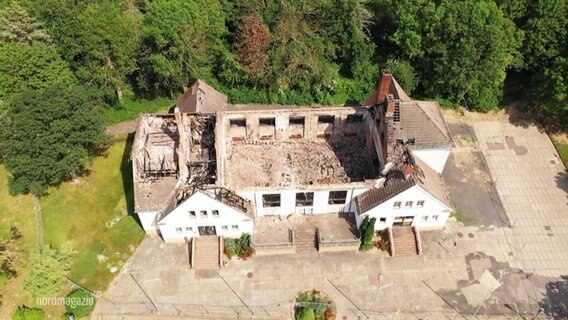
103;97;175;125
0;136;145;318
552;139;568;170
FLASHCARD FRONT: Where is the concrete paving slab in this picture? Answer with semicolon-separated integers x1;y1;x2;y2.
473;121;568;277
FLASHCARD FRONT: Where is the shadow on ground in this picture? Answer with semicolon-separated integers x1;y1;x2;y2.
442;123;509;227
119;132;141;227
540;276;568;319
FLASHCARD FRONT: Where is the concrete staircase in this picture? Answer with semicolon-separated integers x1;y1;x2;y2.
194;236;220;269
392;226;418;256
295;225;318;254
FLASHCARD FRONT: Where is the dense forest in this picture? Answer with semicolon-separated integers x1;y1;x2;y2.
0;0;566;193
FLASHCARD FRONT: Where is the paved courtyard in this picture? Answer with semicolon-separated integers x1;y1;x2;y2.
474;121;568;278
93;119;568;319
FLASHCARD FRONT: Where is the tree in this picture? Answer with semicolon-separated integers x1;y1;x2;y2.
0;2;51;45
12;306;45;320
0;43;75;105
140;0;229;95
0;85;108;196
74;1;142;102
235;12;270;84
359;216;376;251
514;0;567;71
372;0;521;111
0;226;21;280
533;56;568;126
22;242;75;297
65;289;96;318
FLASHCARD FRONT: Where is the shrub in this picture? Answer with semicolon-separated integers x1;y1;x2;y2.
297;307;315;320
65;289;96;318
359;217;376;251
12;306;44;320
223;233;253;259
23;242;75;297
324;308;335;320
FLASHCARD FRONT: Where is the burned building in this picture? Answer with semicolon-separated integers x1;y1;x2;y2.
133;72;453;249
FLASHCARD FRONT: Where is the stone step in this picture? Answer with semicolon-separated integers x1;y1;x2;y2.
194;236;220;269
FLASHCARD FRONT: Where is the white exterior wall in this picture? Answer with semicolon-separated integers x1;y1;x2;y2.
157;191;253;243
360;186;451;232
411;149;451;174
138;211;158;232
412;148;451;174
237;187;369;217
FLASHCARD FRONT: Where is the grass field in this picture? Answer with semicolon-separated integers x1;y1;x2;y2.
552;139;568;170
103;97;175;125
0;135;145;318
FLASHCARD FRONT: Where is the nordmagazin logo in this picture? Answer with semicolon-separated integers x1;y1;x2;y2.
36;291;100;308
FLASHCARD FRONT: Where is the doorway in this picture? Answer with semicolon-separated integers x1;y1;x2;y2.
393;216;414;227
198;226;217;236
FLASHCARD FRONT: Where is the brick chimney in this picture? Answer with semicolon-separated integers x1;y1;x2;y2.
376;69;392;105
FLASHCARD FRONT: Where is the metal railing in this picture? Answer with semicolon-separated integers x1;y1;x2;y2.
387;227;395;256
412;226;423;255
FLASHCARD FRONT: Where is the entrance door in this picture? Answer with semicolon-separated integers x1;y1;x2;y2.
198;226;217;236
393;216;413;227
402;216;413;226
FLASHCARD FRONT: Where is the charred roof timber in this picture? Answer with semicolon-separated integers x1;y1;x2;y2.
133;77;452;218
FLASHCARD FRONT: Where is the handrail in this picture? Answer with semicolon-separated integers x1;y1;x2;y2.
190;238;195;268
387;227;395;256
219;236;224;268
412;226;422;255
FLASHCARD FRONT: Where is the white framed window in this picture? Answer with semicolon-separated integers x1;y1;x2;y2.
263;194;281;207
199;210;207;217
185;227;193;232
231;225;239;230
189;211;196;218
328;191;347;204
421;216;428;222
175;227;182;233
432;215;439;221
296;192;314;207
417;200;425;208
212;210;219;217
393;201;402;209
221;225;228;231
405;201;413;208
379;217;387;223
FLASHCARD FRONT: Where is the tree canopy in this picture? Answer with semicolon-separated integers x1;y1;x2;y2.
0;85;108;195
0;0;564;193
0;0;561;118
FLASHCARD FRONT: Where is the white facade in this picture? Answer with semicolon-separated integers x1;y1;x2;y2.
237;187;369;217
157;191;253;243
411;149;451;174
357;185;451;232
138;211;158;232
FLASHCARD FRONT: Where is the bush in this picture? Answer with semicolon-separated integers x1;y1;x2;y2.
65;289;96;318
12;306;44;320
359;217;376;251
23;242;75;297
296;307;315;320
294;290;335;320
223;233;253;259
